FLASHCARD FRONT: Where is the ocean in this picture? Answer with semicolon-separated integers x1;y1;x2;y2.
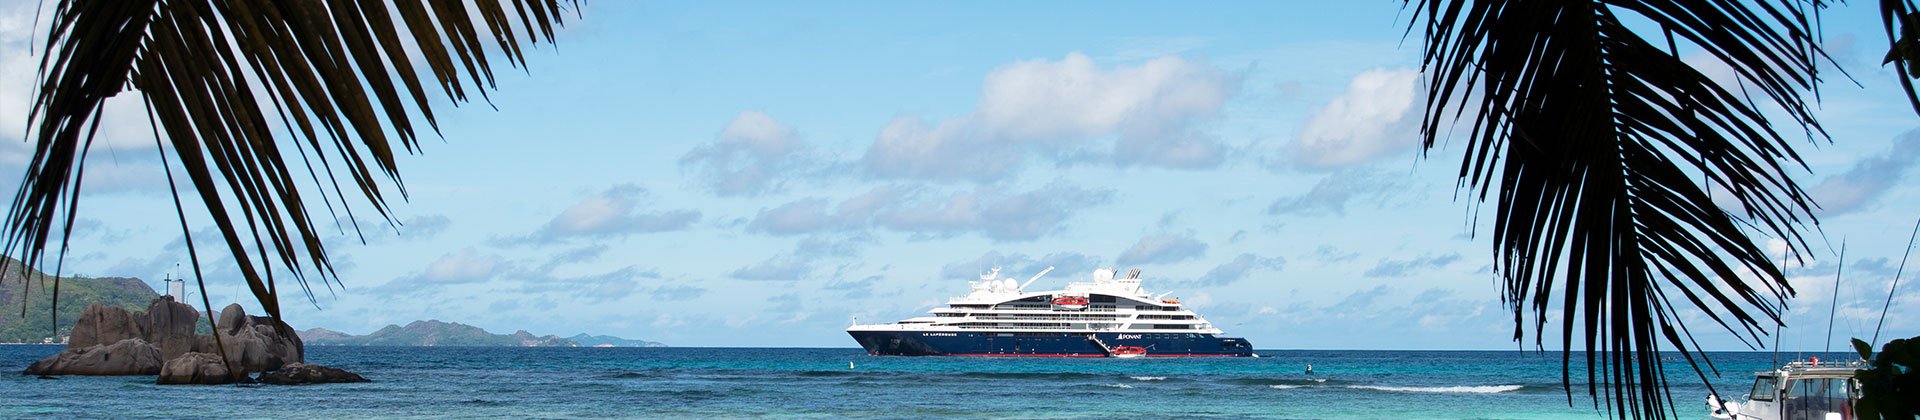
0;345;1821;418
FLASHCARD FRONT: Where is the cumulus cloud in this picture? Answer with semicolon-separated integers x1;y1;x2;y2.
1115;234;1209;265
1286;68;1422;170
651;285;708;300
680;111;816;196
1267;171;1399;216
373;247;509;294
863;52;1239;181
1309;245;1359;263
731;256;811;281
395;214;452;240
1333;285;1392;309
420;248;507;283
1189;253;1286;287
1810;130;1920;216
1363;252;1461;278
748;186;908;235
511;265;658;303
539;244;609;271
521;184;700;243
748;183;1110;241
875;183;1110;241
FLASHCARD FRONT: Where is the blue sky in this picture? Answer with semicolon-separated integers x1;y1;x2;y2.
1;2;1917;350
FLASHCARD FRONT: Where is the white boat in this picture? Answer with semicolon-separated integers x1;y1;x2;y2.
1707;358;1862;420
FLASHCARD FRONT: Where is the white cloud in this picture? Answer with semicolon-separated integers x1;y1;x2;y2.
747;186;909;235
524;184;700;243
1287;68;1422;169
420;248;506;284
874;183;1109;241
863;52;1238;180
1267;170;1399;216
679;111;812;196
1;2;169;197
1810;130;1920;216
976;53;1231;142
1363;252;1461;278
1189;253;1286;287
748;182;1110;241
731;256;811;281
1115;233;1209;265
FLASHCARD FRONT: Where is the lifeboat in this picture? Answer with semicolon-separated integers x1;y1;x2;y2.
1052;295;1089;309
1111;346;1147;358
1161;298;1181;304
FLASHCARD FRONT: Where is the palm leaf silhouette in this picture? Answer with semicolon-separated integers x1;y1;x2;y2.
1405;1;1830;418
5;0;576;329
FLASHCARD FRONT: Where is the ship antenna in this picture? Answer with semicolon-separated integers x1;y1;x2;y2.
1871;217;1920;347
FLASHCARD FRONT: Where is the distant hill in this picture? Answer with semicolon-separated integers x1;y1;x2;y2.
0;259;161;343
569;333;666;348
302;320;579;347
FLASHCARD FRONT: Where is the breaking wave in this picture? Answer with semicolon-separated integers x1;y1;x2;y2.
1345;385;1524;394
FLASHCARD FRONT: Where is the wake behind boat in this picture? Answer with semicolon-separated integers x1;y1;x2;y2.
847;266;1254;357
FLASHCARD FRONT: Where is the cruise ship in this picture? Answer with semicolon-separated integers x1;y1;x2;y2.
847;266;1254;357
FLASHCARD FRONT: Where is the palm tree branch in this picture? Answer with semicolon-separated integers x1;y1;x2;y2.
1406;1;1825;418
6;0;577;328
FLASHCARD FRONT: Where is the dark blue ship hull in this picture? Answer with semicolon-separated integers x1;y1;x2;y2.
848;331;1253;357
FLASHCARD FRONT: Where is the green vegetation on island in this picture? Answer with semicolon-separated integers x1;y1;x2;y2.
0;260;162;343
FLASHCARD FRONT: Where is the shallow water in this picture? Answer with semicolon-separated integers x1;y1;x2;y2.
0;345;1811;418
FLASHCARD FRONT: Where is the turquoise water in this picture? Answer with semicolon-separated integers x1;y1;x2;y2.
1;345;1812;418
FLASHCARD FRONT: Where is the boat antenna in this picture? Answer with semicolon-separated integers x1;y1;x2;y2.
1871;217;1920;347
1823;240;1845;356
1773;243;1789;368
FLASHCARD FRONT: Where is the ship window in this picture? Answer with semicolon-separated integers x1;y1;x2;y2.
1748;376;1777;402
1091;295;1117;303
1781;378;1851;419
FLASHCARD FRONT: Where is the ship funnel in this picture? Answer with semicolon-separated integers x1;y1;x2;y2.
1126;268;1142;279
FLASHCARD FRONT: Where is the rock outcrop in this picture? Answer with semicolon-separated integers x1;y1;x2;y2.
24;298;341;385
257;363;369;385
142;298;200;360
67;304;144;349
204;304;303;374
156;352;232;385
24;338;163;375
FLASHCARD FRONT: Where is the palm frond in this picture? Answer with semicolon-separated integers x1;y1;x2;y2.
4;0;578;326
1885;0;1920;115
1404;1;1827;418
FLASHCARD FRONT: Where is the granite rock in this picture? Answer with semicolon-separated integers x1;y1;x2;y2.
257;363;369;385
67;304;144;349
156;352;234;385
142;297;201;360
23;338;163;376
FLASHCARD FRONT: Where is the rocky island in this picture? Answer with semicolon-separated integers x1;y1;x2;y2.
23;297;366;385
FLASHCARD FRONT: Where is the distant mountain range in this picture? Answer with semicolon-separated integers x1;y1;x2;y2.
302;320;663;347
568;333;667;348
